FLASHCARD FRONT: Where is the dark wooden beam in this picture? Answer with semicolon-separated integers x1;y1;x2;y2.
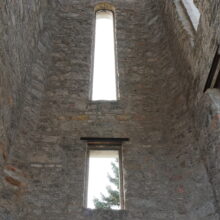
80;137;129;143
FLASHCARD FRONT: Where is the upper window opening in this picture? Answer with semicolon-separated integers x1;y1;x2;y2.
181;0;200;30
91;10;117;101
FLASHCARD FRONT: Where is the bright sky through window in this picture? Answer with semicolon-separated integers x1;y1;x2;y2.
92;10;117;101
182;0;200;30
87;150;120;209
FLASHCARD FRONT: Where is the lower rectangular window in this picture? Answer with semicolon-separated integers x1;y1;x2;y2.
85;145;124;209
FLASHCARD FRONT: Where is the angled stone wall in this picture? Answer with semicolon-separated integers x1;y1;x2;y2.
0;0;51;219
196;89;220;215
163;0;220;218
0;0;48;158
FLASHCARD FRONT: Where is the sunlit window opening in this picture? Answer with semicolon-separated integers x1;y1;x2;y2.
92;10;117;101
182;0;200;30
87;150;122;209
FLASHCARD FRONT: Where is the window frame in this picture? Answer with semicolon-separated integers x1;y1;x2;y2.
84;143;124;209
204;46;220;92
89;7;120;102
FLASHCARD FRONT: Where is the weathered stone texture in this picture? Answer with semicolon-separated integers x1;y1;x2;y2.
0;0;51;219
196;89;220;215
164;0;220;219
0;0;220;219
0;0;47;153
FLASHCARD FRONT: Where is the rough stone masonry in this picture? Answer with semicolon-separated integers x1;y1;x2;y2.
0;0;220;219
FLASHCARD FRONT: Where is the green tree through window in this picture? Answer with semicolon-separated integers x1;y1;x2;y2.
93;159;120;209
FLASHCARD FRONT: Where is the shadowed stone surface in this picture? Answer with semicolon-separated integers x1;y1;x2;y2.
0;0;220;219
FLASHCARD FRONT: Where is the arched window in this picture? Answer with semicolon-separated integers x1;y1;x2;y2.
91;8;118;101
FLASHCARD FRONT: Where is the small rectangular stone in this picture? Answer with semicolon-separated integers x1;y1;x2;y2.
30;164;43;168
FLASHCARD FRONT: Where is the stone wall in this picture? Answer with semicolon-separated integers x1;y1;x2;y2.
0;0;50;219
0;0;219;219
163;0;220;218
196;89;220;215
0;0;48;160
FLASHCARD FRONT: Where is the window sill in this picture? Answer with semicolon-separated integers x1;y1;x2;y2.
89;100;119;103
83;208;128;217
87;100;121;105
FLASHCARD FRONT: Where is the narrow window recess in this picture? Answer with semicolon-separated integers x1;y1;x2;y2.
81;138;129;210
204;46;220;92
181;0;200;31
91;10;118;101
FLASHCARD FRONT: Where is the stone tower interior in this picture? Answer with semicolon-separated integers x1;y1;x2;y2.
1;0;220;219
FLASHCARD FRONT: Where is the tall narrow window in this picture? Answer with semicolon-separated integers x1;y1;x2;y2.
92;10;117;101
